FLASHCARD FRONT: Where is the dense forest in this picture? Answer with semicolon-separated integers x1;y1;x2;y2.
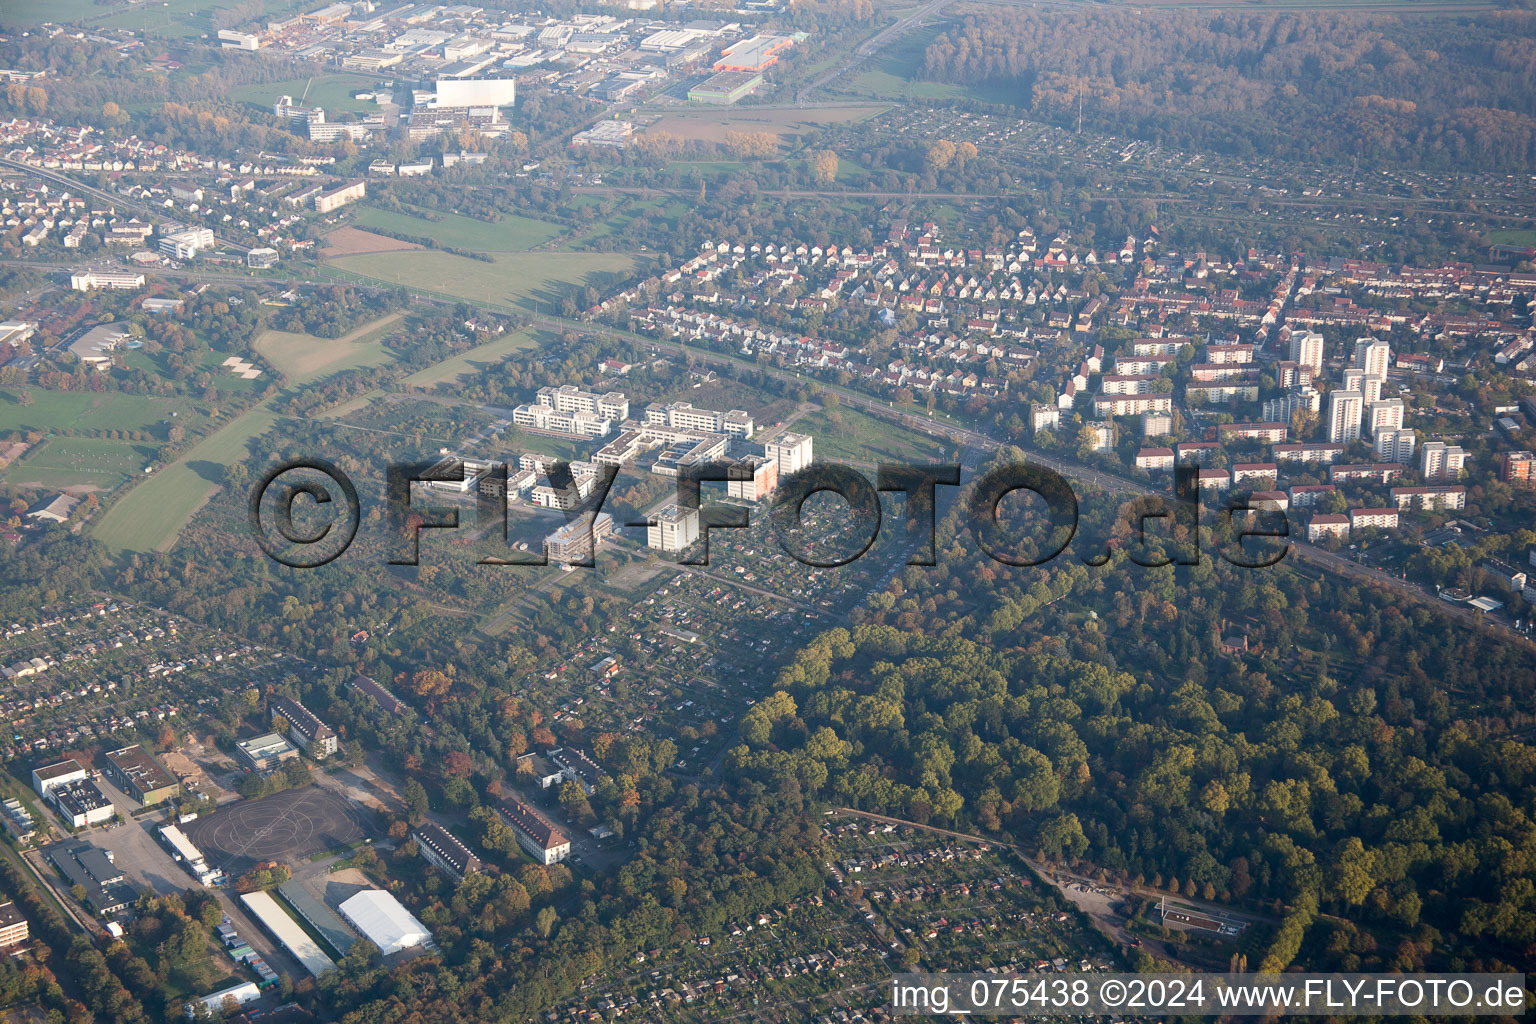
919;9;1536;170
732;448;1536;973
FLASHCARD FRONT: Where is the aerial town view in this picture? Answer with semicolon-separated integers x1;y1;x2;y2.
0;0;1532;1019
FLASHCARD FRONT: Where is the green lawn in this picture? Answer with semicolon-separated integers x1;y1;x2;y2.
93;403;278;553
91;0;309;37
230;74;382;116
254;312;404;385
328;250;644;314
3;436;156;492
793;405;951;465
352;206;566;252
1487;229;1536;247
0;389;197;436
400;327;548;388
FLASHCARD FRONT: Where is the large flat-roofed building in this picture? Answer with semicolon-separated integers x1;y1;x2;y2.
240;890;336;978
314;180;366;213
236;732;299;772
0;901;27;948
69;322;132;370
544;510;614;565
647;503;699;553
644;401;753;438
52;779;114;828
103;745;179;806
45;842;133;913
727;454;778;500
712;33;795;71
269;694;338;759
536;384;628;421
688;70;763;104
497;796;570;865
433;77;516;108
70;269;145;291
32;759;87;799
413;822;482;882
338;890;433;957
764;432;813;477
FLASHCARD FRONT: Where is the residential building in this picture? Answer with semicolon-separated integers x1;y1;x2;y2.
1352;337;1392;379
314;180;366;213
0;902;27;949
412;823;482;882
549;748;608;796
269;695;338;759
647;503;700;553
1135;448;1175;472
1391;486;1467;512
1420;442;1468;481
1350;507;1400;531
497;797;570;865
1375;428;1417;464
1499;451;1535;489
1327;390;1363;444
1288;330;1325;375
1365;399;1405;436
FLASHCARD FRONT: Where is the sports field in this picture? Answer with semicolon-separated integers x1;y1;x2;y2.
230;73;381;115
351;206;566;252
93;403;278;553
328;251;643;314
254;312;403;385
3;436;156;492
401;327;548;389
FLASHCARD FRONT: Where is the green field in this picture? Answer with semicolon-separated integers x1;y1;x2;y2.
1487;229;1536;247
230;74;382;115
328;251;644;314
352;206;566;252
792;405;951;465
400;327;548;388
254;312;404;385
0;389;197;436
93;404;279;553
3;436;156;491
90;0;309;37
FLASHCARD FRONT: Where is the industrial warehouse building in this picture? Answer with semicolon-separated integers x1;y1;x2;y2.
338;890;434;957
103;745;180;806
240;890;336;978
687;70;763;104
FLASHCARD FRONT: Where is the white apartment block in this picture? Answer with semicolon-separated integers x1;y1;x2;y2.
644;402;754;438
1288;330;1325;375
1327;390;1363;444
764;432;814;477
1353;337;1392;379
1374;428;1417;464
1391;486;1466;512
647;503;700;553
1366;398;1405;436
512;404;614;437
1420;442;1467;481
536;384;629;421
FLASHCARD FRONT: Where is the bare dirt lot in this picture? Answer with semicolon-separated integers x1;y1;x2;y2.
320;226;424;258
645;104;889;143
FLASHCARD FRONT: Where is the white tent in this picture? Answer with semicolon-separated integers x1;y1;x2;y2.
338;890;433;956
